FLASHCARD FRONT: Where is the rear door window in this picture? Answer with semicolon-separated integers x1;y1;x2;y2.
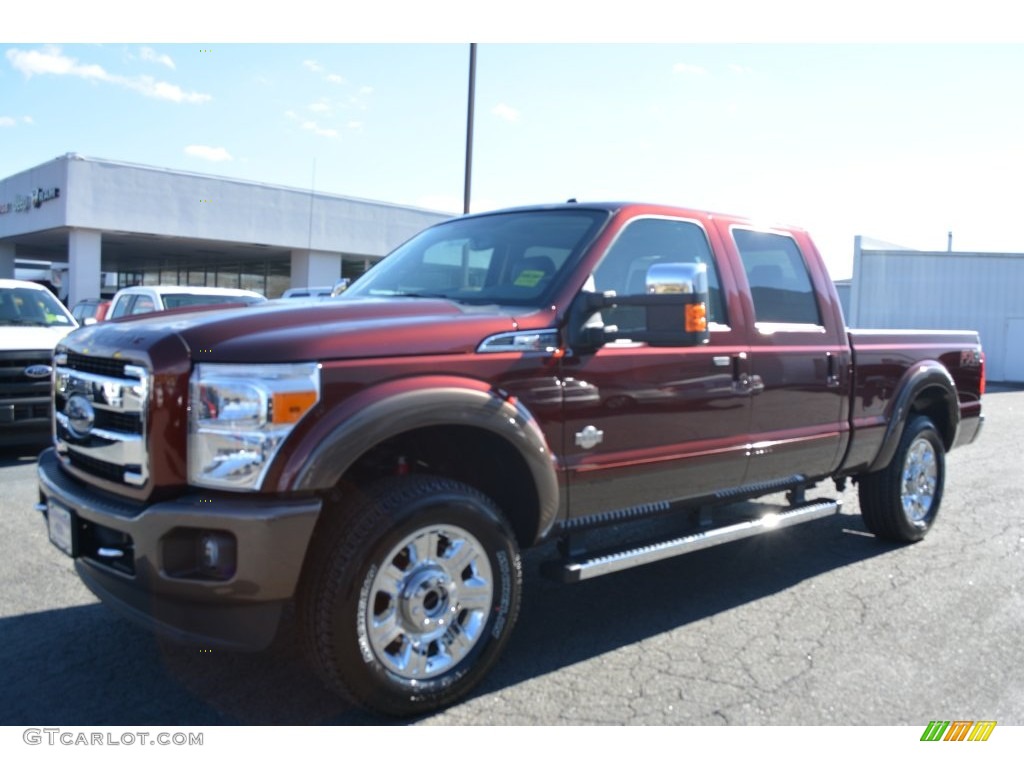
733;229;821;326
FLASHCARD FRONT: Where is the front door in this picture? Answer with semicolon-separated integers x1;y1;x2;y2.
561;216;753;520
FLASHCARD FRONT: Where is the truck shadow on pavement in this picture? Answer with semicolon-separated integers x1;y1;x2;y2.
0;510;900;726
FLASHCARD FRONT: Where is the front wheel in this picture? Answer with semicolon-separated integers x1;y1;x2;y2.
858;415;946;542
299;475;522;717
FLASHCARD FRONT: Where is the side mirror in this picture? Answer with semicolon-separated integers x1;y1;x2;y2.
568;262;710;349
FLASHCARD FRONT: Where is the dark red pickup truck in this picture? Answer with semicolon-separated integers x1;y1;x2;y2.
36;202;984;716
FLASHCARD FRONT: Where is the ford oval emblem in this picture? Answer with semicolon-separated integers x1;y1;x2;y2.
65;394;96;439
24;364;53;379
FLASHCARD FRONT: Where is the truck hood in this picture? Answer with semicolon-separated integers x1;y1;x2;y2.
1;325;77;351
64;298;540;363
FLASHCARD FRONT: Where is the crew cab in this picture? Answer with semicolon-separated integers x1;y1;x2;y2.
35;202;984;716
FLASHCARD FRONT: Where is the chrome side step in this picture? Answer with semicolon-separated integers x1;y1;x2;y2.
556;499;841;583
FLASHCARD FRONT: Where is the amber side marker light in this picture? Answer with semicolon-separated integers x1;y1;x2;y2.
272;391;318;424
686;302;708;333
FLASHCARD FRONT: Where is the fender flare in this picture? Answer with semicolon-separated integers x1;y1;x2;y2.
289;379;561;542
866;361;959;474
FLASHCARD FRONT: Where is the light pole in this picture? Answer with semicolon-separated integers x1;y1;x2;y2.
463;43;476;215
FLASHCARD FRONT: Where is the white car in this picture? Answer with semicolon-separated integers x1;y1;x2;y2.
281;286;334;299
108;285;266;319
0;279;78;446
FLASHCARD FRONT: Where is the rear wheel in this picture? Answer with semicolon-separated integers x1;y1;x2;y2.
300;475;522;717
858;415;945;542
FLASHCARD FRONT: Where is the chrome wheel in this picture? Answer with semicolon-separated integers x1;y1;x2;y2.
900;436;937;523
302;475;522;715
363;524;494;680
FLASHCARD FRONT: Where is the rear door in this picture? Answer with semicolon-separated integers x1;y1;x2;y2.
726;227;849;484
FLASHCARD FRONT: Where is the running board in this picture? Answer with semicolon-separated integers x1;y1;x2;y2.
552;499;841;583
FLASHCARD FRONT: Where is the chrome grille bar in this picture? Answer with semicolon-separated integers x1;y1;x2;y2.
54;357;150;487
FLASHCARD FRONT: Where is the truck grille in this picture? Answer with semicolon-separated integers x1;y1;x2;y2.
0;350;53;415
54;353;150;487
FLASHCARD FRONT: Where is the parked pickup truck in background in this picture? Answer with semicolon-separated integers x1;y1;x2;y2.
1;278;78;446
36;202;984;716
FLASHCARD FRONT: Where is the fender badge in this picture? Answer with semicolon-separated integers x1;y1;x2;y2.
575;425;604;450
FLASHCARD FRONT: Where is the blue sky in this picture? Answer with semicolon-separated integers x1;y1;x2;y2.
4;4;1024;278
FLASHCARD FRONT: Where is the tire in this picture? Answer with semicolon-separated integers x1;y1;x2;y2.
299;475;522;717
858;415;945;542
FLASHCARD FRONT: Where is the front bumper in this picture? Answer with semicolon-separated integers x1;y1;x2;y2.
37;448;322;650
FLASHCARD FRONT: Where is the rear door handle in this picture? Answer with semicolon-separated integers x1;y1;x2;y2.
729;352;761;395
826;352;841;388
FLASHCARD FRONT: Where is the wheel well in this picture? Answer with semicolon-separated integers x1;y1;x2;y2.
337;425;542;548
909;385;955;449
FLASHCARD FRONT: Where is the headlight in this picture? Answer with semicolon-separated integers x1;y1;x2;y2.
189;362;320;491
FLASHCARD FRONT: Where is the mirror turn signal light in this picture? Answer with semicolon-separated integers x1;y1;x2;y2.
686;302;708;333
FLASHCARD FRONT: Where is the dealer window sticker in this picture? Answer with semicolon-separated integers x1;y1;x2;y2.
513;269;546;288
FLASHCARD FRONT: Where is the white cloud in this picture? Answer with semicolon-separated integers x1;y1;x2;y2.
346;120;362;130
673;63;707;75
492;102;520;122
8;46;102;77
308;99;331;113
301;120;339;139
0;116;16;127
306;60;350;88
6;46;210;103
185;145;232;162
138;77;210;103
730;64;754;75
22;115;33;124
140;46;176;70
359;85;373;94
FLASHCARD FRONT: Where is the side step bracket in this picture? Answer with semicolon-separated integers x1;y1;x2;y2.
549;498;841;584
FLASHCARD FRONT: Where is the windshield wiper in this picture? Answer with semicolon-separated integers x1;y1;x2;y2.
395;292;454;300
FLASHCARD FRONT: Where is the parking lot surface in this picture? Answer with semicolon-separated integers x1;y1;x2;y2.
1;387;1021;726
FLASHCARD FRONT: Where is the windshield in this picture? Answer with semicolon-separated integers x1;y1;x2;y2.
162;293;265;309
0;286;76;328
344;209;609;306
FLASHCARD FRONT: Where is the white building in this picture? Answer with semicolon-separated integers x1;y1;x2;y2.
0;153;450;303
848;236;1024;383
